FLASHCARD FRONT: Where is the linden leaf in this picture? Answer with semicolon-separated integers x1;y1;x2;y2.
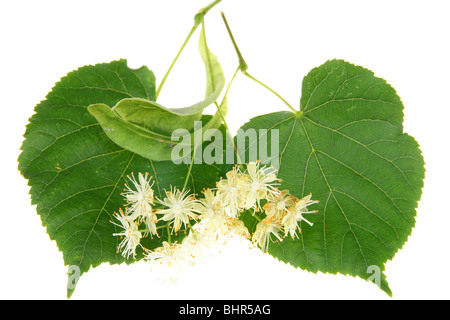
238;59;425;296
18;59;221;298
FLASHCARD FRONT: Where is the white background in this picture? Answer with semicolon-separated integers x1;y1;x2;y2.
1;0;449;300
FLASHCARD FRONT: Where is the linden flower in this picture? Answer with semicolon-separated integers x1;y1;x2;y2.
197;188;224;216
282;193;318;238
123;172;154;222
263;189;297;222
252;218;284;252
281;211;300;239
197;188;231;234
157;187;200;233
140;209;158;237
239;161;280;211
179;231;216;265
228;218;250;239
217;165;245;218
144;241;186;272
293;193;318;226
111;209;142;259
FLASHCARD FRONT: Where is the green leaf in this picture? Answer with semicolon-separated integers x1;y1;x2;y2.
238;59;425;296
18;59;221;298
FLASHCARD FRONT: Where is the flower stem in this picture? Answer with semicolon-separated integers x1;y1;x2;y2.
253;214;262;222
139;227;149;234
216;66;243;165
187;220;196;235
156;223;170;230
181;19;242;193
182;148;197;192
202;16;243;165
195;0;222;26
167;225;172;244
156;0;222;99
156;24;197;100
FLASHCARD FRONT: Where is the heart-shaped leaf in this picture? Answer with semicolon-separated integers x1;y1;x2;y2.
237;59;425;296
18;59;221;297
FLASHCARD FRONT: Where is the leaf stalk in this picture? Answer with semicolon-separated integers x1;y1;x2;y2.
221;11;297;113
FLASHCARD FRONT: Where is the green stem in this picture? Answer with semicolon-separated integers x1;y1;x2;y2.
187;220;196;235
167;225;171;244
156;223;170;230
138;228;149;234
182;148;197;192
202;17;243;165
220;11;247;72
156;24;197;100
156;0;222;100
243;72;297;113
195;0;222;26
221;11;297;113
217;67;243;165
253;214;262;222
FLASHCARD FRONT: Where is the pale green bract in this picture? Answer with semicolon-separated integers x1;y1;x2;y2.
87;30;226;161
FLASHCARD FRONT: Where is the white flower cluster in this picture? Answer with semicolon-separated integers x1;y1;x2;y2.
216;161;319;252
110;161;318;269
